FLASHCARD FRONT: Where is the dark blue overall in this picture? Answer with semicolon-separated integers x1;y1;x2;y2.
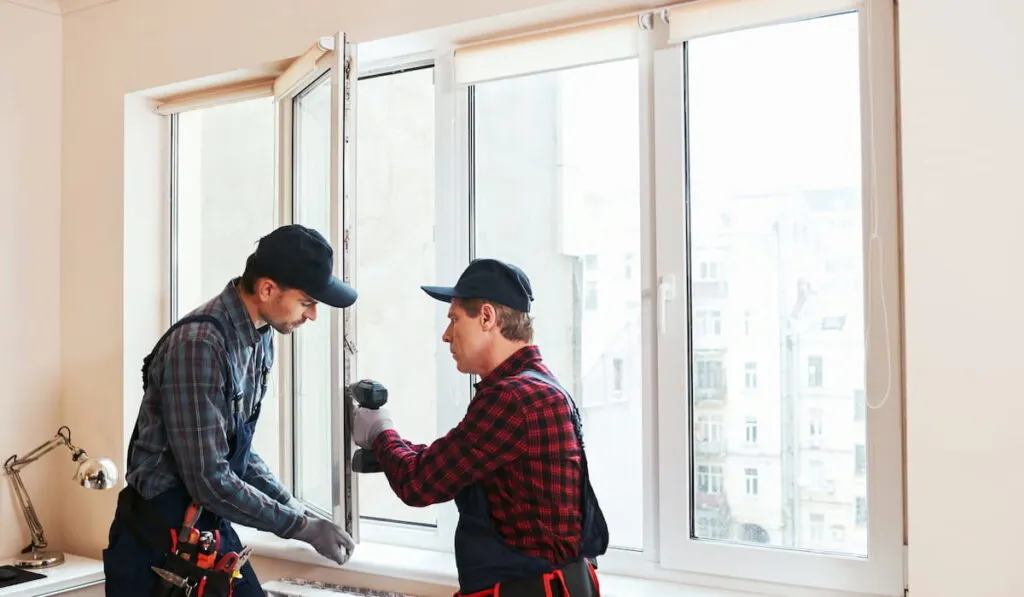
103;315;263;597
453;370;610;597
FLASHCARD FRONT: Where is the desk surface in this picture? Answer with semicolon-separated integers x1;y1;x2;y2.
0;554;104;597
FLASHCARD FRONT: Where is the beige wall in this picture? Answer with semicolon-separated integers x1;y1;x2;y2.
899;1;1024;596
58;0;602;564
0;0;63;558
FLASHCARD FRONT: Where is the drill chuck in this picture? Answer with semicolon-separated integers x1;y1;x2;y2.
349;379;388;409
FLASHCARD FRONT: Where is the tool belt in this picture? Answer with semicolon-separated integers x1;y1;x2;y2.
118;487;245;597
150;544;237;597
458;559;600;597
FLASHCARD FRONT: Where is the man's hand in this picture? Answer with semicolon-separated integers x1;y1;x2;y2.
292;516;355;565
352;406;394;449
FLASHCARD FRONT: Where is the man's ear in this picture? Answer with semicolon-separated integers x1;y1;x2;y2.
479;303;497;331
255;277;277;301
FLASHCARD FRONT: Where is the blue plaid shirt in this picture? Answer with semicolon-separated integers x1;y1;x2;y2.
126;279;304;538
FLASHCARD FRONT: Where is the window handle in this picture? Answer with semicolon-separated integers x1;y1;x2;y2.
658;274;676;334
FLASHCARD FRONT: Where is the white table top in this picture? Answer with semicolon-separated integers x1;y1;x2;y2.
0;554;104;597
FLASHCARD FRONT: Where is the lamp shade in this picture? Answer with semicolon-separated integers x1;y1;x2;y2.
74;456;118;490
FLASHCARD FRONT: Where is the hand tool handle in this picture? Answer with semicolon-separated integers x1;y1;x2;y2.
214;552;239;572
352;449;382;473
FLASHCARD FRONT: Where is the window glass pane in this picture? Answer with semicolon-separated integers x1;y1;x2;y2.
291;73;334;513
174;98;276;315
474;58;643;550
173;97;281;475
687;12;867;556
354;66;437;526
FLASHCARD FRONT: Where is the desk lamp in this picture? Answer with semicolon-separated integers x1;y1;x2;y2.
3;426;118;568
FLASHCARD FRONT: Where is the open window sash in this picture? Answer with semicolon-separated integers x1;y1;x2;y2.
155;31;360;543
271;33;358;540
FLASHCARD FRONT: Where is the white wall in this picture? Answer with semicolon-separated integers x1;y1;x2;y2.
900;2;1024;596
0;0;62;559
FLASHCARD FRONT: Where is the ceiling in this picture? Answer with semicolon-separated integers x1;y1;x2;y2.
6;0;115;15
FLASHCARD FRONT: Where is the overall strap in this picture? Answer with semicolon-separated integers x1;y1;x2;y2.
519;369;610;561
127;314;231;469
519;369;585;449
140;314;229;392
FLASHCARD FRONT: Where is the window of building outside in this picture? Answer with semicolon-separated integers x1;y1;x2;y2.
744;468;759;496
744;362;758;389
744;418;758;444
810;513;825;542
854;443;867;476
808;355;824;387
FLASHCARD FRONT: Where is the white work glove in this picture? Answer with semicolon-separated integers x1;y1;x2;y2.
292;516;355;566
352;406;394;449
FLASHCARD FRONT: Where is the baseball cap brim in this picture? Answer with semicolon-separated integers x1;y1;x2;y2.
421;285;460;303
309;276;358;308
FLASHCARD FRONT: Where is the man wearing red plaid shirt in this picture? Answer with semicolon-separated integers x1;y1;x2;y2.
351;258;609;597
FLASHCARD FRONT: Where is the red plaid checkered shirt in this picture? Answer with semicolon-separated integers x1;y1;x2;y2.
373;345;584;565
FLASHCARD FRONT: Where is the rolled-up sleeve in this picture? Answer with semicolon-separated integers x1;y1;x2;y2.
160;338;304;537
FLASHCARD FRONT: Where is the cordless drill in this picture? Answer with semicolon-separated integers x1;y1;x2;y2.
348;379;388;473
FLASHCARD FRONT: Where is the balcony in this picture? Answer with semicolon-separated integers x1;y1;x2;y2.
694;439;728;456
695;490;729;511
694;387;727;406
692;280;729;301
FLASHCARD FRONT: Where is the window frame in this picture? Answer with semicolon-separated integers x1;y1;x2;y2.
653;0;904;594
346;53;468;553
165;0;905;593
270;33;356;537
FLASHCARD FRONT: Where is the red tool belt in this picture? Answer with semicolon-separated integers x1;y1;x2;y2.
456;559;600;597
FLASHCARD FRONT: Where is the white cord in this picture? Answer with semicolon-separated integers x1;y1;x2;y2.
863;2;894;411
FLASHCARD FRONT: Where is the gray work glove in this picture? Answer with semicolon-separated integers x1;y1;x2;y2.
292;516;355;565
352;405;394;449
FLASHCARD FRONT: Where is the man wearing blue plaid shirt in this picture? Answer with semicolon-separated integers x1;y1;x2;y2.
103;225;357;597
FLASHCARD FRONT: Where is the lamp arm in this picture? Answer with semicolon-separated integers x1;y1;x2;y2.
6;467;48;551
2;427;80;554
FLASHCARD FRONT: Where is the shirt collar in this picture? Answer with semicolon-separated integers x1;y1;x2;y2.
475;345;543;389
221;278;263;347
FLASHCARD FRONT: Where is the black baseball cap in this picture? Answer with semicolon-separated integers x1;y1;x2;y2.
422;258;533;313
251;224;358;308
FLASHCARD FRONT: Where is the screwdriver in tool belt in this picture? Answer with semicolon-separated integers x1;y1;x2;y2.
178;503;202;561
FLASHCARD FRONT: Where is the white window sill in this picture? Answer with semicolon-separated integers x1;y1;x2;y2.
0;553;104;597
235;527;765;597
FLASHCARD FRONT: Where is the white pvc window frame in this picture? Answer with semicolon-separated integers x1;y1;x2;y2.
167;1;905;593
272;31;356;539
345;53;472;553
339;1;904;594
652;0;904;594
